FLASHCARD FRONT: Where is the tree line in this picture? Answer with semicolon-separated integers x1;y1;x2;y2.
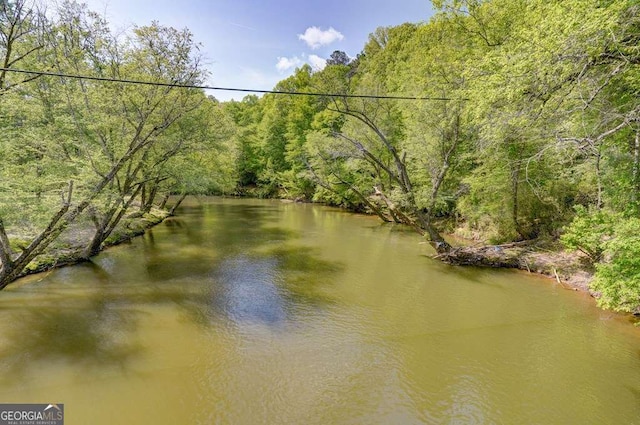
2;0;640;314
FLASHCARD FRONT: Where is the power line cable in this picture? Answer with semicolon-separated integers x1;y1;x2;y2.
0;67;467;101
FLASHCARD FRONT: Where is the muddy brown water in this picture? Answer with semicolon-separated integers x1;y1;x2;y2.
1;197;639;424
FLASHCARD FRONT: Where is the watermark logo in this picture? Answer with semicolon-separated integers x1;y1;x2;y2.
0;404;64;425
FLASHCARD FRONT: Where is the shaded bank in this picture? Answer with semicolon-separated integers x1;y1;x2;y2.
12;207;170;280
275;195;607;314
436;239;595;294
269;195;594;284
5;192;627;319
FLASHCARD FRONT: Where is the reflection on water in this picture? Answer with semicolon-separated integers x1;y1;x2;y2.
1;198;640;424
0;300;140;382
210;245;343;326
213;255;288;325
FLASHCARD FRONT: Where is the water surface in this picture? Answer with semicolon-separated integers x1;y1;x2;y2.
1;198;639;424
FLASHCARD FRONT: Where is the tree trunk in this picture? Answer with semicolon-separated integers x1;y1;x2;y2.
169;194;188;216
83;185;143;259
305;158;392;222
348;186;391;222
0;182;73;289
144;183;159;213
633;130;640;209
373;186;451;253
511;162;528;240
158;193;170;210
0;218;14;272
595;146;603;210
414;209;451;253
139;183;147;211
140;179;160;213
428;115;460;216
436;241;529;268
84;219;109;259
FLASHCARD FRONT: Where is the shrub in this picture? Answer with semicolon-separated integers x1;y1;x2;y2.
591;218;640;314
561;206;617;262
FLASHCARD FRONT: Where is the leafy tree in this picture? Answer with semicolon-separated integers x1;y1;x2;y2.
47;7;208;258
249;65;320;198
326;50;350;66
224;95;263;188
560;206;617;263
0;0;213;287
158;96;238;206
311;37;452;250
0;0;45;92
394;17;475;223
591;218;640;313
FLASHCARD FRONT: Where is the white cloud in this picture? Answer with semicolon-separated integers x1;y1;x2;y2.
307;54;327;71
276;56;303;72
298;26;344;49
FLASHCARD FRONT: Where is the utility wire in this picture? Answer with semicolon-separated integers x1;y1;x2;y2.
0;67;466;101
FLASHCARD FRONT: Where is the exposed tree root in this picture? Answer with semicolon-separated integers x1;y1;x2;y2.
435;240;532;268
434;239;596;295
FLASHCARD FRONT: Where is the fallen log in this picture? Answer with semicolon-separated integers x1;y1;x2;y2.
435;241;534;268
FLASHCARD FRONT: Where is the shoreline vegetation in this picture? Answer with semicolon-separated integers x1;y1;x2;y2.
281;194;640;323
11;205;170;280
2;0;640;319
6;194;639;325
9;196;587;284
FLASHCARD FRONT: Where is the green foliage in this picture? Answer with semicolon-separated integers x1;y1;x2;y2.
0;0;232;287
159;97;238;196
457;166;517;243
591;218;640;313
561;206;617;262
224;95;264;187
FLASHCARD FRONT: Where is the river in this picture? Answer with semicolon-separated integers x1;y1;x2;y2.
1;197;639;424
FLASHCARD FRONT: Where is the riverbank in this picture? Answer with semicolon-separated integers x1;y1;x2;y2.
275;195;598;295
438;238;595;292
12;192;609;316
13;207;170;279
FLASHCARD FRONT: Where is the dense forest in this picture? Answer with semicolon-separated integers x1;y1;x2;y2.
1;0;639;313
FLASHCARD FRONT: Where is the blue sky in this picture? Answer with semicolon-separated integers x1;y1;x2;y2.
82;0;435;101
